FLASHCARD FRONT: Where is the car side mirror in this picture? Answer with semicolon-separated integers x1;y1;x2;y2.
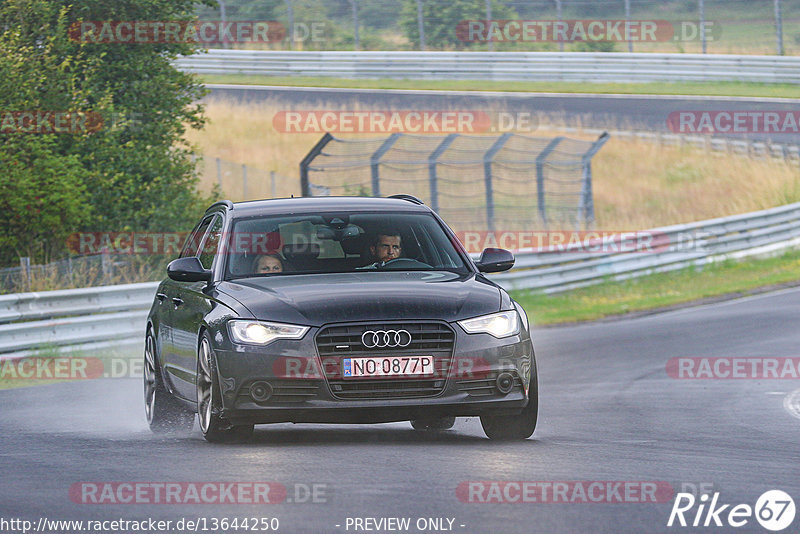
167;257;212;282
475;248;515;273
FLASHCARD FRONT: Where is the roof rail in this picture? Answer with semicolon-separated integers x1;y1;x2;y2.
388;194;425;205
207;200;234;211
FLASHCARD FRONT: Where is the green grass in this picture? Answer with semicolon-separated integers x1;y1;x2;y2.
201;74;800;99
513;248;800;325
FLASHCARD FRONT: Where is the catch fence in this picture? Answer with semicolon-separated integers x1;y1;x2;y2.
300;132;609;232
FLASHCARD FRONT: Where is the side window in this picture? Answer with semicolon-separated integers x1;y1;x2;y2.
180;217;213;259
198;216;224;270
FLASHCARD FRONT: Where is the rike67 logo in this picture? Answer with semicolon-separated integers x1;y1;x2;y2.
668;490;795;531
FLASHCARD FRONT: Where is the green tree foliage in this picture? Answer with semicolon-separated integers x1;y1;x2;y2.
400;0;517;50
0;0;213;267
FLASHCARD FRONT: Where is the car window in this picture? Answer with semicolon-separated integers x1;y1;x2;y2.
224;211;469;279
179;216;213;259
198;215;223;270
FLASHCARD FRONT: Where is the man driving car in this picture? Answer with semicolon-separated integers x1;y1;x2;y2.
370;230;402;264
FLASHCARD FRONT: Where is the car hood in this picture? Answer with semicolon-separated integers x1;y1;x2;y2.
216;271;501;326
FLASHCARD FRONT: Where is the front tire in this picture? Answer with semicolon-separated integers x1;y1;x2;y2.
196;333;254;443
144;330;195;434
480;371;538;441
410;416;456;431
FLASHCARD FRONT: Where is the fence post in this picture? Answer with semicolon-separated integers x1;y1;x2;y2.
579;132;610;228
485;0;493;52
699;0;706;53
20;257;30;287
101;253;111;282
625;0;632;52
299;132;334;197
284;0;294;50
775;0;784;56
242;164;248;199
416;0;425;51
483;133;512;233
535;136;564;228
370;133;402;197
556;0;563;52
351;0;360;51
428;134;458;213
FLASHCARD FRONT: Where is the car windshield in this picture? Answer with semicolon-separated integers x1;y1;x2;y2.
224;211;470;279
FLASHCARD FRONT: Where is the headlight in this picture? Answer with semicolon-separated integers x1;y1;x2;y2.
458;311;520;338
228;320;309;345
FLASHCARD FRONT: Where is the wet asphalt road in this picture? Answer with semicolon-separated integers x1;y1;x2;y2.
2;288;799;533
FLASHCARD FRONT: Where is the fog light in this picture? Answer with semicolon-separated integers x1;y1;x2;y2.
496;372;514;394
250;381;273;402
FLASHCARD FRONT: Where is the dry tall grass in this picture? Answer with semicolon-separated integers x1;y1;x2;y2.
186;99;800;230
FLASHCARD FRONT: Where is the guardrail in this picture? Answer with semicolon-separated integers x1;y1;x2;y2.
176;50;800;84
491;200;800;292
0;282;157;359
2;200;800;359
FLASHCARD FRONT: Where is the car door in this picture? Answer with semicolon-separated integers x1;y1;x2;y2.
161;215;214;399
170;214;224;400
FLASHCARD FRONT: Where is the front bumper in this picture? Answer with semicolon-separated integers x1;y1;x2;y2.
212;322;534;425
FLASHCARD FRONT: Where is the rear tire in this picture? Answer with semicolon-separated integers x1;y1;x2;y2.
196;333;254;443
480;371;538;441
410;416;456;431
144;330;195;434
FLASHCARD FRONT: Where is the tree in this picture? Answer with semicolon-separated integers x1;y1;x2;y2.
0;0;214;267
400;0;516;50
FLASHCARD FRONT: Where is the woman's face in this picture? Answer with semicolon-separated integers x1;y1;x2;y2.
256;256;283;274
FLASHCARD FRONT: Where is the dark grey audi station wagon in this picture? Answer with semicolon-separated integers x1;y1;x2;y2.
144;195;537;442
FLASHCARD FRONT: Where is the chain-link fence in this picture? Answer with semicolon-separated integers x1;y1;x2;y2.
196;0;800;56
300;132;609;232
0;255;164;295
193;155;298;200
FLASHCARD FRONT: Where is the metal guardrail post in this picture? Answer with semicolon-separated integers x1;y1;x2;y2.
483;133;512;233
579;132;610;228
428;134;458;213
299;132;333;197
370;133;402;197
242;164;248;199
535;137;564;229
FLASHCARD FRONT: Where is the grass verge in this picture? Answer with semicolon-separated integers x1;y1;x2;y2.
186;100;800;230
201;75;800;99
512;248;800;326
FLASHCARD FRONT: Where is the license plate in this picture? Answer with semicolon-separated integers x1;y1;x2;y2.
342;356;434;378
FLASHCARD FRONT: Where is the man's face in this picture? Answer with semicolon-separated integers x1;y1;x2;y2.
371;235;402;263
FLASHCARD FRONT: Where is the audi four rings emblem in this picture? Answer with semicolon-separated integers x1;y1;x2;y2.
362;329;412;348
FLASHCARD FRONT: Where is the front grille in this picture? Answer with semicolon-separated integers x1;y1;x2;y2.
236;379;320;406
316;322;454;357
316;322;455;400
456;371;524;398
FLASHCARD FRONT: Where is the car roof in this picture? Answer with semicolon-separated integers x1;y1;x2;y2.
214;196;432;218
